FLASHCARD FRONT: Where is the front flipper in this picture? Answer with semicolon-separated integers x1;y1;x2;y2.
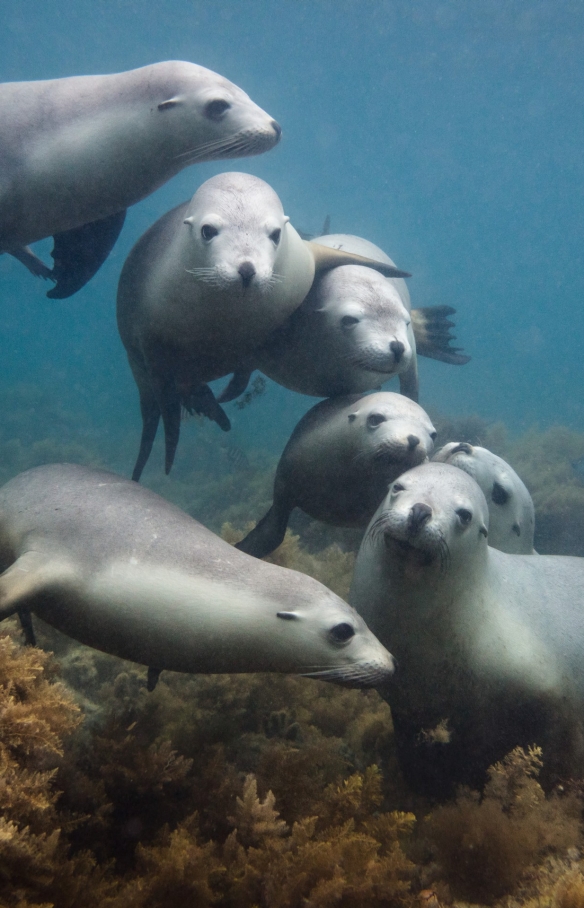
18;610;36;647
398;359;419;402
47;209;127;299
183;384;231;432
235;502;293;559
147;667;161;692
411;306;471;365
308;242;411;279
0;552;67;621
218;370;253;404
9;246;54;280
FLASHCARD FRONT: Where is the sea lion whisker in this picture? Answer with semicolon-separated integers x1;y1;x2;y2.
366;513;391;546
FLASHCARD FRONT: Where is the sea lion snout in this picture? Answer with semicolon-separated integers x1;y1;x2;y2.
408;502;433;535
238;260;256;287
390;339;405;363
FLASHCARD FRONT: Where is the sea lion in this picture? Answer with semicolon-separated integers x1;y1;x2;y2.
219;233;469;406
349;462;584;797
117;173;411;480
237;392;436;559
432;442;536;554
0;463;395;689
0;61;282;297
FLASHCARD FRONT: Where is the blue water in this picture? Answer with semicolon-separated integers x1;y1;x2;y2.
1;0;583;469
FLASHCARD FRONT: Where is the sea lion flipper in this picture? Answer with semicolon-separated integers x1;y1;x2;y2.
218;370;252;403
9;246;53;279
47;209;127;299
132;391;161;483
183;384;231;432
147;667;161;691
308;242;411;279
0;551;60;619
411;306;471;365
399;360;419;402
236;502;292;559
18;609;36;647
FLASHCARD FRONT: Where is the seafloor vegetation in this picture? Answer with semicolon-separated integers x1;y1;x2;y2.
2;381;584;906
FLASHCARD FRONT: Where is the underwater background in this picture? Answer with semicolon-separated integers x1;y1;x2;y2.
2;1;584;905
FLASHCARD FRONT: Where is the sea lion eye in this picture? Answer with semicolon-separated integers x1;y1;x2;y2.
367;413;386;428
201;224;219;241
329;622;355;644
492;482;510;506
204;99;231;120
269;228;281;245
456;508;473;526
340;315;359;328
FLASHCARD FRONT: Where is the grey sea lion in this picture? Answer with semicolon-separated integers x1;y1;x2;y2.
117;173;411;480
237;392;436;559
0;61;281;297
0;463;395;689
350;462;584;797
219;233;469;406
432;442;536;554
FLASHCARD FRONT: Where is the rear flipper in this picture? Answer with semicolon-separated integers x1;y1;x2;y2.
411;306;471;365
218;370;253;404
46;209;127;299
9;246;54;279
235;502;293;559
132;389;161;482
0;552;72;623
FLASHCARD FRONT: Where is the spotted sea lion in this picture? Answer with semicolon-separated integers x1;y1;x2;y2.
0;463;395;689
0;61;281;297
432;442;536;554
117;173;411;480
219;233;469;406
350;462;584;797
237;392;436;559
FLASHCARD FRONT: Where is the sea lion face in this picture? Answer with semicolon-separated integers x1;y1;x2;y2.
182;172;291;300
345;392;436;473
367;463;489;572
156;62;281;163
272;586;396;687
312;266;415;387
432;443;535;554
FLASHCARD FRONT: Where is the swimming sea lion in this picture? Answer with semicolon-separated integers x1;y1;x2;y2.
0;463;395;689
237;392;436;559
432;442;536;554
117;173;411;480
0;61;282;297
350;462;584;796
219;234;469;406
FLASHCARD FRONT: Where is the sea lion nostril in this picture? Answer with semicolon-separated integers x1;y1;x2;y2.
390;340;405;362
408;502;432;532
407;434;420;450
238;261;256;287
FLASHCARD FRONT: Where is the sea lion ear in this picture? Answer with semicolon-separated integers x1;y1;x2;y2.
158;98;181;111
184;217;195;226
348;413;358;422
283;216;290;224
479;524;488;538
277;611;299;621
